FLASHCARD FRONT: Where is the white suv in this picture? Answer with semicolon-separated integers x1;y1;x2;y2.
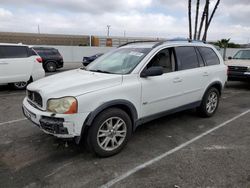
22;40;227;157
0;43;45;89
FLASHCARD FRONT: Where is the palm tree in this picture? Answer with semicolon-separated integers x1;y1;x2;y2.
193;0;200;40
217;38;230;60
197;0;209;40
202;0;220;41
188;0;192;39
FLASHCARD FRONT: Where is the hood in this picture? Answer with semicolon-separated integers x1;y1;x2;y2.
27;69;122;98
225;59;250;67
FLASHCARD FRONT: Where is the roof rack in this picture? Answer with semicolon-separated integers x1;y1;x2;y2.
118;38;206;48
152;38;206;48
118;40;160;48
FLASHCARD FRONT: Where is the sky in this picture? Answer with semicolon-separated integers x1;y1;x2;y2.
0;0;249;43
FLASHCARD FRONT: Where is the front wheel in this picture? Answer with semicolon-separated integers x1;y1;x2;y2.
197;87;220;117
87;108;132;157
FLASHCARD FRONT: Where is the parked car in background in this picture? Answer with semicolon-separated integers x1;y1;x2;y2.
225;49;250;81
23;40;227;157
82;53;103;66
0;43;45;90
32;47;64;72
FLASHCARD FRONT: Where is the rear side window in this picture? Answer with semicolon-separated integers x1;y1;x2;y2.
0;46;28;59
198;47;220;66
29;48;37;56
175;46;199;70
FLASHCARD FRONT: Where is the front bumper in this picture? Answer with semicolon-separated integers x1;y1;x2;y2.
228;71;250;81
22;97;89;138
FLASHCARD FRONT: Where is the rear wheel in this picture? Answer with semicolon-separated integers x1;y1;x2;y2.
45;61;57;72
87;108;132;157
197;87;220;117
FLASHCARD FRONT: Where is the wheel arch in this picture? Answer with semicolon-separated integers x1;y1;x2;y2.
85;99;138;127
79;100;138;140
204;81;223;96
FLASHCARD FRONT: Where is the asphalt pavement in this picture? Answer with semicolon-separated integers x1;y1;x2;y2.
0;68;250;188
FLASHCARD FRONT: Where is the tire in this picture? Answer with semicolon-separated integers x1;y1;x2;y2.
87;108;132;157
45;61;57;72
10;81;29;90
197;87;220;117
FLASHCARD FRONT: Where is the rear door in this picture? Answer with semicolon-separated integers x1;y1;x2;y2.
0;45;32;84
197;46;221;88
173;46;207;104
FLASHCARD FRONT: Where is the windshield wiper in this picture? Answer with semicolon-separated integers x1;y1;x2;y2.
89;69;113;74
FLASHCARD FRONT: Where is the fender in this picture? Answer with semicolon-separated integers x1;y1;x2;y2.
85;99;138;126
74;100;138;144
204;81;223;96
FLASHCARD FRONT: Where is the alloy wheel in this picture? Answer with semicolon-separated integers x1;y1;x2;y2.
97;117;127;151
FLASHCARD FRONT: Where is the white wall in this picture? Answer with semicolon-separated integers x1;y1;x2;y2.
34;45;115;63
35;45;247;63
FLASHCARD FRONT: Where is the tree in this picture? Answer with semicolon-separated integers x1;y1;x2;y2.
202;0;220;41
188;0;221;41
216;38;230;60
193;0;200;40
188;0;192;39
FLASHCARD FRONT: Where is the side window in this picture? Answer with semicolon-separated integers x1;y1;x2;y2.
0;46;28;58
198;47;220;66
175;46;199;70
195;47;205;67
29;48;37;56
146;48;176;73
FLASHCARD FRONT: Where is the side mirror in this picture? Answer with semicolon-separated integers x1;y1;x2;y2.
228;56;232;60
141;66;164;78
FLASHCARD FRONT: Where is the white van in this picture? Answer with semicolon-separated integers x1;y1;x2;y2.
0;43;45;89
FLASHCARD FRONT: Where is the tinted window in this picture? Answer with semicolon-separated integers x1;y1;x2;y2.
0;46;28;59
147;48;176;73
175;46;199;70
195;48;205;67
198;47;220;66
29;48;37;56
34;49;59;56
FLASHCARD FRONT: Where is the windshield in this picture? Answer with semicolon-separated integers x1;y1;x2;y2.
86;48;150;74
233;50;250;59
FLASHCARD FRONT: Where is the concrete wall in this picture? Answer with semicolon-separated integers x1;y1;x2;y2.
33;45;115;63
34;45;247;63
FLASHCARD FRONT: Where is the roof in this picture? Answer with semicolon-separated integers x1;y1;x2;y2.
0;43;28;46
32;47;57;50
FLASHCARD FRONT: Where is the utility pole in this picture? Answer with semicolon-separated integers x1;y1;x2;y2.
107;25;111;37
124;30;126;38
38;24;40;34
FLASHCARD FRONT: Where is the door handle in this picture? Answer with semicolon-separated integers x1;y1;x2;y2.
203;72;209;76
0;62;8;65
173;77;183;83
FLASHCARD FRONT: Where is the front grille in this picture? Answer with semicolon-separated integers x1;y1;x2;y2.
228;66;248;72
27;90;43;107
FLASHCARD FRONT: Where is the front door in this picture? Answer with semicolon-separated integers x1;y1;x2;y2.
140;47;185;118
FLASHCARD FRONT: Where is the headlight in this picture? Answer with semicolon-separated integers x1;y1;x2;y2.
47;97;77;114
